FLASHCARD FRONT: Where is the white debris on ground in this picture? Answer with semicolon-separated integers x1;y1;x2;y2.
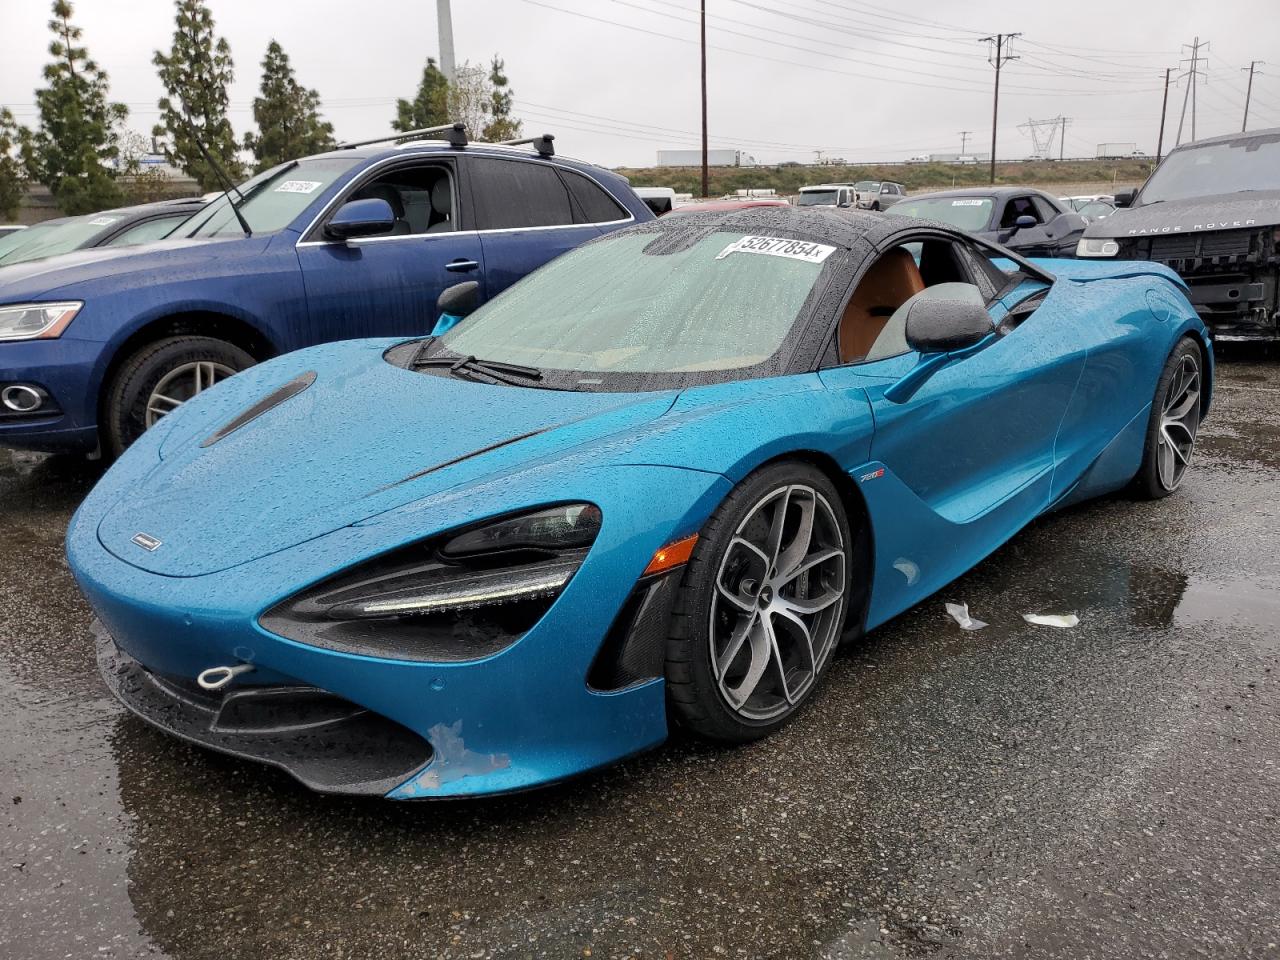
945;602;988;631
1022;613;1080;628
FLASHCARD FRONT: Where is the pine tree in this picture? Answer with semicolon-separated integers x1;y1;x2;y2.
152;0;243;191
20;1;127;215
481;56;522;142
0;109;26;220
243;41;336;171
394;58;450;133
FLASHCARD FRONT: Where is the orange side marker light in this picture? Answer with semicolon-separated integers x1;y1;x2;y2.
643;533;699;576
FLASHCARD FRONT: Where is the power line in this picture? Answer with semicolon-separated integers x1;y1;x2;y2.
1175;37;1207;145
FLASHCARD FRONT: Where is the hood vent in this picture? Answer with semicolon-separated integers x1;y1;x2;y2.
200;371;317;448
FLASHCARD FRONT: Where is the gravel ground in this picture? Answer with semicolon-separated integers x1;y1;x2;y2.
2;357;1278;960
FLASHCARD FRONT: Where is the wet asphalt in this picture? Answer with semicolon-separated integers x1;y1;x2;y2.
2;357;1279;960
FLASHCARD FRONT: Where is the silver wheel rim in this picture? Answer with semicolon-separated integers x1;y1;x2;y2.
1157;353;1201;491
145;361;235;427
709;484;847;721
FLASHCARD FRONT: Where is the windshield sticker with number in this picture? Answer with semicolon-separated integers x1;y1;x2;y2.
87;216;120;226
715;235;836;264
950;199;986;206
274;180;324;195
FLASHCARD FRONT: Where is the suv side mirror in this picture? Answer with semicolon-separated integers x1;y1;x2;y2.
905;297;993;354
324;198;396;241
1112;188;1136;208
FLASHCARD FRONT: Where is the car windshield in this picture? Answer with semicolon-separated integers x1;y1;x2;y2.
855;181;879;191
435;231;832;382
181;157;358;238
797;190;838;206
1140;134;1280;203
0;214;116;266
887;196;994;231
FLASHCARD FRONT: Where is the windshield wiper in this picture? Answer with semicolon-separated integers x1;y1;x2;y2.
412;354;544;387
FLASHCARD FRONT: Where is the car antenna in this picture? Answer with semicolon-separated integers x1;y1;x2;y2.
180;105;252;238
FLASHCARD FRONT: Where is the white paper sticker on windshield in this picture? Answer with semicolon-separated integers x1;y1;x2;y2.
950;199;985;206
87;216;120;226
715;235;835;264
274;180;323;195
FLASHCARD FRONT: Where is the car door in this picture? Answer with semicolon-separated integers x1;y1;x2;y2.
295;156;487;342
818;234;1086;609
879;183;902;209
462;155;614;298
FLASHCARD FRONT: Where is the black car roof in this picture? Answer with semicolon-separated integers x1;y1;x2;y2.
902;186;1058;201
628;205;905;250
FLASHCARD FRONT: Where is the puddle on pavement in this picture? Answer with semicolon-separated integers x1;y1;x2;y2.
1174;578;1280;643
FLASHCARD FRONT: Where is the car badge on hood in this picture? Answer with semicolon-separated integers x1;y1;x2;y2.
131;532;163;552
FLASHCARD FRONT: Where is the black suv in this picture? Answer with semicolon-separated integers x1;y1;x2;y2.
1078;127;1280;340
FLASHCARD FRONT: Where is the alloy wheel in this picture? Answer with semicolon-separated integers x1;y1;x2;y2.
709;483;847;721
1157;353;1201;491
145;360;235;427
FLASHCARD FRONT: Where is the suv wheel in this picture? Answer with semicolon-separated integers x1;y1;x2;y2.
105;336;255;457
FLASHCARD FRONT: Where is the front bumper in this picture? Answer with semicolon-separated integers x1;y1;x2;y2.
0;336;102;452
70;462;729;798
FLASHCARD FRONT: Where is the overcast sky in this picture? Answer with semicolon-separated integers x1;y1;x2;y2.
3;0;1280;169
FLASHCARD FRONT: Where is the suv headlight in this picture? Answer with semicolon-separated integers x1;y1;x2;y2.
1076;237;1119;258
260;504;602;661
0;302;82;341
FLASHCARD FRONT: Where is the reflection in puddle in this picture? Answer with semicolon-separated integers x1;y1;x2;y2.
1175;578;1280;644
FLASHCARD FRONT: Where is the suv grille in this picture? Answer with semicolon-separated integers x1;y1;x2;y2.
1150;230;1253;262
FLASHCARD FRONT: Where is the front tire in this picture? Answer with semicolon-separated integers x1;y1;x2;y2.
1133;337;1203;499
664;462;852;742
105;336;254;457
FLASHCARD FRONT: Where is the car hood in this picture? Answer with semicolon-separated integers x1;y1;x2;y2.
0;234;262;301
94;340;678;577
1083;190;1280;238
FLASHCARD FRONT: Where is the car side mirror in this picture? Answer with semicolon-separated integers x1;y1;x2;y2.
431;281;480;335
324;198;396;241
904;297;994;355
1112;189;1136;208
1014;214;1038;230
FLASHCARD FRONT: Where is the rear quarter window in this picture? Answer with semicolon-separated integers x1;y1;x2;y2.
468;156;575;230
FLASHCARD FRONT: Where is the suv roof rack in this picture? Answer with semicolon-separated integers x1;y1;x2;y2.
339;122;468;151
493;133;555;158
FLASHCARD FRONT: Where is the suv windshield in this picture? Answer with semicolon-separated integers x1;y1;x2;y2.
181;157;358;238
1140;134;1280;204
797;190;839;206
887;196;993;231
434;231;833;384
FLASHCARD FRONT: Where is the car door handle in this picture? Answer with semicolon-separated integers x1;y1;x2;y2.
446;259;480;272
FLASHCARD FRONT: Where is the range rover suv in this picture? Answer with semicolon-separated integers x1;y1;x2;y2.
1077;127;1280;340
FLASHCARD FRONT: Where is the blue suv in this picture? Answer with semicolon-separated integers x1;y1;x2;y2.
0;131;651;456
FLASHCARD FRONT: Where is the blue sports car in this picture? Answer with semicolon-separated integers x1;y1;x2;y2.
68;207;1211;798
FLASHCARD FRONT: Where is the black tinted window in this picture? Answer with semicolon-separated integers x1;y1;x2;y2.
469;157;574;230
561;169;627;223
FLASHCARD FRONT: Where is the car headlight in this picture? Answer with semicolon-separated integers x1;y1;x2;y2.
0;302;82;341
260;504;602;661
1076;237;1119;258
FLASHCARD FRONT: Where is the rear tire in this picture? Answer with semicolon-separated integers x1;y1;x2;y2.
105;336;254;458
1132;337;1203;499
664;462;853;743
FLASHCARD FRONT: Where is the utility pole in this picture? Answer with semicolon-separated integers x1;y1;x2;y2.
700;0;708;198
436;0;456;83
959;130;972;154
1059;117;1070;160
1156;67;1171;162
1242;60;1264;132
1176;37;1207;146
980;33;1020;185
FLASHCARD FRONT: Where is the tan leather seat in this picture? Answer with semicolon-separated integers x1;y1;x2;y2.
838;248;925;362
